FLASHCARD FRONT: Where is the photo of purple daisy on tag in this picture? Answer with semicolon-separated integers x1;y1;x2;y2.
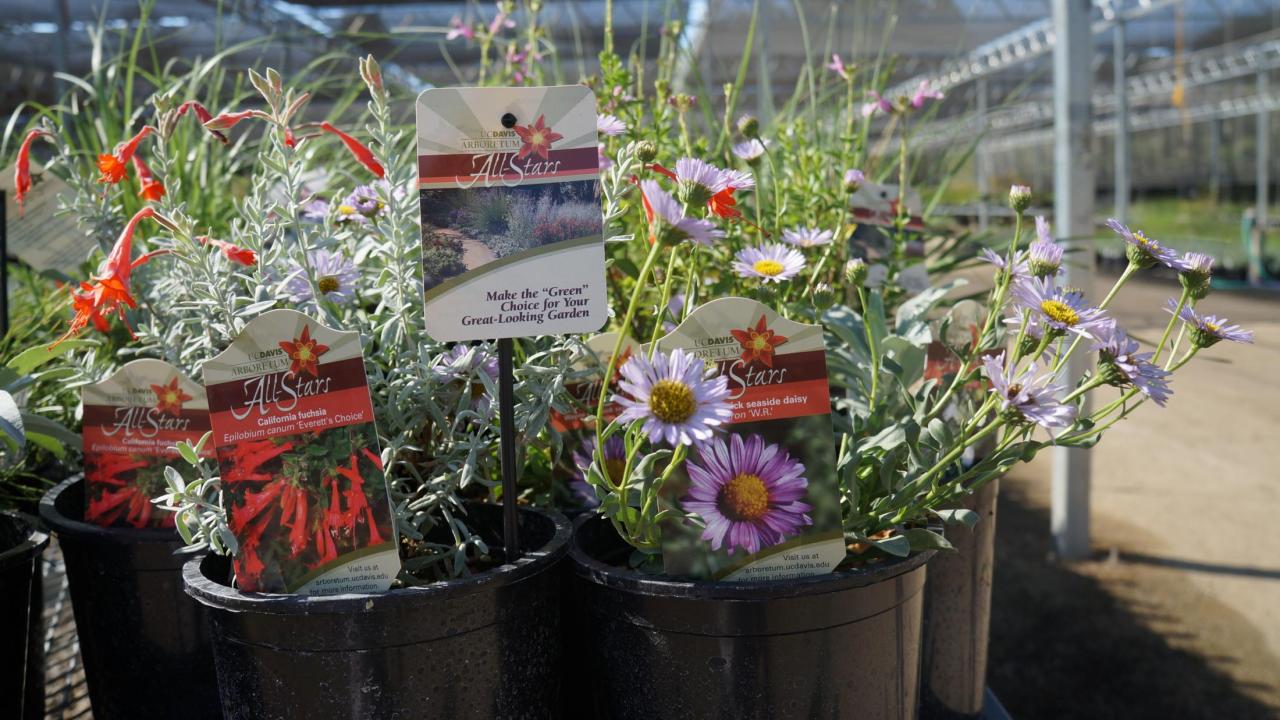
681;433;814;555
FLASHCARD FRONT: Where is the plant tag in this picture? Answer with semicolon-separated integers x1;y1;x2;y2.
549;333;640;509
0;163;86;278
203;310;400;595
415;85;606;341
656;298;845;581
82;360;211;529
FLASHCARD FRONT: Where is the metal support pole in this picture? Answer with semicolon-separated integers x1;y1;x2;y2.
1209;117;1223;203
1051;0;1095;561
977;77;990;233
1253;71;1270;286
1114;19;1130;224
755;0;772;124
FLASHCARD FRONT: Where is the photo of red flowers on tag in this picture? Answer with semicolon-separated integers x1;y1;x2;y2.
513;114;563;161
151;376;193;415
220;424;394;593
731;314;789;368
85;452;176;529
280;325;329;378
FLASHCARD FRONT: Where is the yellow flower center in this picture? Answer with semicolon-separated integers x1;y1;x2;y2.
753;259;785;277
1040;299;1079;326
529;130;546;146
295;346;313;362
338;204;358;215
750;335;768;351
1133;231;1154;248
1205;321;1220;333
163;391;178;405
1006;382;1023;399
648;379;697;424
720;473;770;521
317;275;341;294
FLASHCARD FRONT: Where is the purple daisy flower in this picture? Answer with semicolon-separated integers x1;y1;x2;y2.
1027;216;1064;278
1105;219;1185;270
614;348;732;447
345;185;382;215
283;249;359;308
1165;300;1254;348
673;157;729;195
722;168;755;191
1091;321;1173;406
781;227;834;249
639;180;725;245
681;433;813;556
732;139;768;163
979;247;1029;279
431;343;499;383
1011;277;1111;341
570;435;627;507
982;352;1077;430
301;198;330;222
1179;251;1215;299
596;113;627;137
843;168;865;193
732;244;806;283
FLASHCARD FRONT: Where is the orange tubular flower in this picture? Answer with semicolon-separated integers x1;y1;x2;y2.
97;127;154;185
14;129;53;217
132;155;165;201
52;207;168;347
319;122;385;178
198;236;258;267
175;101;229;144
203;110;269;132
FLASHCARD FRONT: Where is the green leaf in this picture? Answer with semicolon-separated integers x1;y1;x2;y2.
0;391;25;451
177;441;199;466
870;533;911;557
935;508;979;528
905;527;954;551
7;340;94;375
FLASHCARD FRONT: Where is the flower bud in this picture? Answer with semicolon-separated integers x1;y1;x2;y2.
1008;184;1032;214
844;258;868;287
1178;252;1214;301
738;114;760;139
843;168;865;194
668;93;694;113
635;140;658;163
812;283;836;310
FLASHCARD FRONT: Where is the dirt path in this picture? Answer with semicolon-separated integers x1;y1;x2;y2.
431;227;497;270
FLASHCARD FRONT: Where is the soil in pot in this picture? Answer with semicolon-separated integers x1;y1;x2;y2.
0;512;50;720
185;501;571;720
38;477;220;720
565;514;936;720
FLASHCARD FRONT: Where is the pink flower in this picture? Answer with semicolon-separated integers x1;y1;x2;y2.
827;53;849;80
862;91;894;117
446;17;475;40
910;80;944;109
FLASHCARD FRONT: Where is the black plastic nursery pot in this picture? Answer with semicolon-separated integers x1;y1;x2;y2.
38;476;221;720
184;501;571;720
920;480;999;719
565;514;938;720
0;511;50;720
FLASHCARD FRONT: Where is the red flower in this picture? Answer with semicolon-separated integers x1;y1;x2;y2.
199;236;258;267
281;485;310;559
230;478;285;533
175;101;230;145
223;439;294;483
13;129;53;217
132;155;165;201
97;127;153;185
730;315;789;368
336;452;384;545
513;115;563;161
235;513;273;590
319;122;384;177
150;376;192;415
52;207;169;347
279;325;329;378
202;110;269;131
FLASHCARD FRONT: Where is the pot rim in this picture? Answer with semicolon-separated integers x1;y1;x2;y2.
569;512;936;601
39;475;180;545
0;510;50;571
183;502;572;615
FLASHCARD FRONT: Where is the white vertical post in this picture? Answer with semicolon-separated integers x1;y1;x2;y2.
1254;71;1270;286
1052;0;1095;560
977;77;990;233
1114;19;1130;224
